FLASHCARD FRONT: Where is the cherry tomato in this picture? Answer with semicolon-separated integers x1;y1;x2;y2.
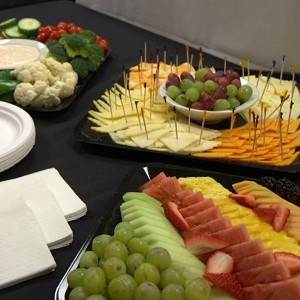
96;35;102;44
39;25;56;35
57;22;68;30
98;39;109;54
49;30;61;40
36;32;49;43
56;28;67;38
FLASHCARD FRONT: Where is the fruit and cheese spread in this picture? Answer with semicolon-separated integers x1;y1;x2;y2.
0;44;40;68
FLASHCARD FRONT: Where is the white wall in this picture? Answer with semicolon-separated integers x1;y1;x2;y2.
77;0;299;73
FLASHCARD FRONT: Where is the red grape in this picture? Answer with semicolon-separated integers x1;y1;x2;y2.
180;71;194;81
167;73;180;86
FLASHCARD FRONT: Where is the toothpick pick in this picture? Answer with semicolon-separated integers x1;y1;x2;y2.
256;67;263;87
185;44;190;65
144;41;147;67
229;109;236;137
244;54;251;80
251;113;259;155
141;108;149;139
248;108;252;142
176;47;179;74
163;96;171;127
199;110;208;144
119;93;127;123
173;107;178;139
280;55;286;84
169;55;173;73
259;72;271;104
223;56;227;73
198;47;204;68
143;82;147;108
240;60;246;78
163;45;167;65
156;47;160;64
135;101;142;129
279;111;283;160
189;54;194;72
107;89;113;120
188;107;191;132
286;99;294;137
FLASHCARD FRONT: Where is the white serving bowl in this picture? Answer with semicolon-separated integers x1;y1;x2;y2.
159;78;259;124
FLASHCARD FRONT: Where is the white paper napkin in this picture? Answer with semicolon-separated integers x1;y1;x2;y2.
0;168;87;221
11;179;74;250
0;194;56;289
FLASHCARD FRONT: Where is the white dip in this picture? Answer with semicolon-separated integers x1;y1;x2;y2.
0;44;40;68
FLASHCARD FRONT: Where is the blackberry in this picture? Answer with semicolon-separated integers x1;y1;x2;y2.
275;177;296;199
260;176;277;192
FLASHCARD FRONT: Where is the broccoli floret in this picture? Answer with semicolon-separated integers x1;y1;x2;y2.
86;44;104;72
70;57;89;79
46;40;69;63
78;30;97;44
59;33;89;58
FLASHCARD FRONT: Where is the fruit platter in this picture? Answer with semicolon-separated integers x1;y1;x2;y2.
0;17;109;111
55;163;300;300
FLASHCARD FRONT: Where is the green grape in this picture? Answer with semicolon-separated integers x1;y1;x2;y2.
79;251;99;268
127;237;149;257
185;277;211;300
213;99;231;111
192;81;204;92
107;274;137;300
103;257;126;280
161;283;185;300
195;67;210;81
86;295;107;300
237;85;253;103
114;227;133;245
114;221;134;233
68;286;89;300
160;267;185;288
226;84;238;97
134;262;160;285
83;266;106;294
185;87;200;102
145;247;171;272
167;85;182;99
98;257;105;268
67;268;87;289
135;282;161;300
228;96;240;109
203;80;218;95
104;240;128;261
92;234;113;258
180;78;194;91
126;253;146;276
175;94;188;107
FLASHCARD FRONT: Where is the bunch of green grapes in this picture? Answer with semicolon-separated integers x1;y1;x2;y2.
67;221;211;300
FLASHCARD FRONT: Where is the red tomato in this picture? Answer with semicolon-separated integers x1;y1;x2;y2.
96;35;102;44
36;32;49;43
98;39;109;54
57;22;68;30
56;28;67;38
39;25;56;35
0;35;5;40
49;30;61;40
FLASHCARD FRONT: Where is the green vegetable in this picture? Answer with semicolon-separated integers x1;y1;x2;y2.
59;33;89;58
0;18;17;30
86;43;103;72
70;57;90;79
0;70;16;81
18;18;41;36
45;40;69;63
4;25;26;38
0;78;19;103
78;30;97;44
0;91;15;103
0;80;19;96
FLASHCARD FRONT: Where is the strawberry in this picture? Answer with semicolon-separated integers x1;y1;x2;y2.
274;252;300;275
184;234;229;256
163;201;190;231
253;207;276;222
271;204;290;232
205;251;234;274
204;272;244;300
228;193;257;208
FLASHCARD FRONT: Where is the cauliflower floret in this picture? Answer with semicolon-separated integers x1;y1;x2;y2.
14;83;38;107
33;80;48;95
62;62;74;73
60;71;78;88
11;61;55;84
52;81;76;99
40;57;67;77
30;86;61;108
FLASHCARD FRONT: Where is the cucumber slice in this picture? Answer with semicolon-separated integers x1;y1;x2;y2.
18;18;41;36
4;26;26;38
0;18;17;30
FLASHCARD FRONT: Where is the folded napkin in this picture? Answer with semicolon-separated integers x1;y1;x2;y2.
0;194;56;290
0;168;87;221
2;179;74;250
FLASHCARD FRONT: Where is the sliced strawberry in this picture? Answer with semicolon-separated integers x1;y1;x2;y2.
271;204;290;232
274;252;300;275
228;193;257;208
184;234;229;256
204;272;245;300
206;251;234;274
253;207;276;222
163;201;190;231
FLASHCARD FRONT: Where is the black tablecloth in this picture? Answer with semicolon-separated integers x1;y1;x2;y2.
0;1;298;299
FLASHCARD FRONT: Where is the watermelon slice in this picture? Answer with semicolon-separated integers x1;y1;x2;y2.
185;206;222;227
178;191;205;208
139;171;167;190
179;199;214;218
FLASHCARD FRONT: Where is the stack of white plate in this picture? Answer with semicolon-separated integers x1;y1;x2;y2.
0;102;35;173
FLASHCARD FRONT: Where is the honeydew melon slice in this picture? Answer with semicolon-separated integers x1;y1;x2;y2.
142;233;182;247
122;192;162;208
120;197;162;212
133;224;183;245
120;205;164;219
